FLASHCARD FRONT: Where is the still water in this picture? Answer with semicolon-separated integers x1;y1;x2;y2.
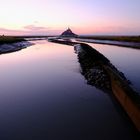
87;43;140;93
0;40;139;140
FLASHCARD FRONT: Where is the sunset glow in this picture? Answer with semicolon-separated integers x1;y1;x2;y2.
0;0;140;35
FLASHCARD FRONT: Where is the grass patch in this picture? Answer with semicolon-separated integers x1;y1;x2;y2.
0;36;25;44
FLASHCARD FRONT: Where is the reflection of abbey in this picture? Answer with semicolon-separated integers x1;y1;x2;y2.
60;28;78;38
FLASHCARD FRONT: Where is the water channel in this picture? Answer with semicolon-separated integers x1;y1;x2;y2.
0;40;139;139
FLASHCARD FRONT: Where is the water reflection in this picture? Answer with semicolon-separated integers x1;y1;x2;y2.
0;40;139;140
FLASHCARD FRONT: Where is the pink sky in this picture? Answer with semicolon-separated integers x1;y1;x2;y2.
0;0;140;35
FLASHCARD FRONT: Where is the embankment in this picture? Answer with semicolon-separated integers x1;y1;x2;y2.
74;43;140;132
48;38;78;46
105;66;140;132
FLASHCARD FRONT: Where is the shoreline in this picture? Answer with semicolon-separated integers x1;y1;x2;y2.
0;41;34;54
0;36;34;54
76;38;140;49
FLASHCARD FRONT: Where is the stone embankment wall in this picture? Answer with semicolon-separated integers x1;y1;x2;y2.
105;66;140;132
74;44;111;92
48;38;77;46
75;43;140;132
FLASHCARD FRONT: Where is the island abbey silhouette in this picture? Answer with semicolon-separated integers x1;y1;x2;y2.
60;28;78;38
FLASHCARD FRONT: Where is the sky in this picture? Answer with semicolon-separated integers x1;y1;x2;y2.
0;0;140;35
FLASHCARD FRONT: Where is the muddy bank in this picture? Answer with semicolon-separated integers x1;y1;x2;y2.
0;41;33;54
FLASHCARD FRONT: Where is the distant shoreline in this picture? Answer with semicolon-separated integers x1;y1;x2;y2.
50;35;140;49
76;36;140;49
78;35;140;42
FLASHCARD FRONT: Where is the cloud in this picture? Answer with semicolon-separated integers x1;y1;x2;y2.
24;25;50;31
1;24;138;36
23;25;63;35
0;25;62;35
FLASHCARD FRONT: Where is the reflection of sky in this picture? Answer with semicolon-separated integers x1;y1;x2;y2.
0;0;140;35
0;40;138;139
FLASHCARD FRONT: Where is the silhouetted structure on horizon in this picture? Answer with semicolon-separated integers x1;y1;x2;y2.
60;28;78;38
